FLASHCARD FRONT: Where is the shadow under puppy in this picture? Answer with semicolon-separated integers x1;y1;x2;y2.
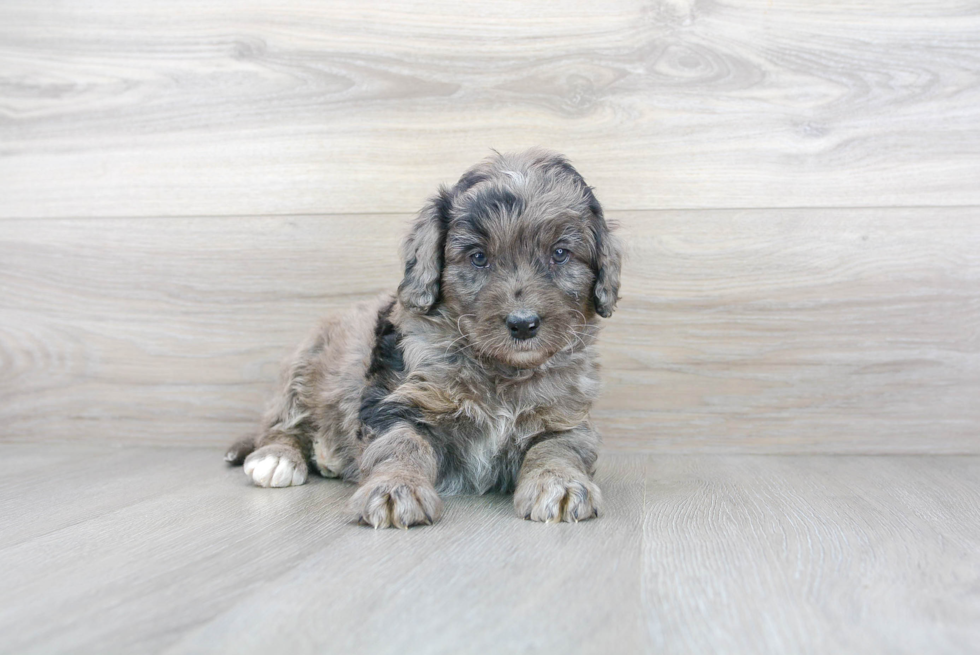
225;148;622;528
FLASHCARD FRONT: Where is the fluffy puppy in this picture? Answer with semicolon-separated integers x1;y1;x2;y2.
225;148;622;528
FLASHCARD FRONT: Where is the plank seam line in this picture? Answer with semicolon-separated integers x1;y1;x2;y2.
1;204;979;221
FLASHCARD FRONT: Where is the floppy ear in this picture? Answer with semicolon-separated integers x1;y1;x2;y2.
588;191;623;318
397;187;453;313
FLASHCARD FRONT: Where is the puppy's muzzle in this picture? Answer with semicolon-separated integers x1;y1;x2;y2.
506;311;540;341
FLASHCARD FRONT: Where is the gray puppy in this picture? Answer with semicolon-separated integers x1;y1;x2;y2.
225;148;622;528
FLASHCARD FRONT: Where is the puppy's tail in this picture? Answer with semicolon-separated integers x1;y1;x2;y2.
224;435;256;466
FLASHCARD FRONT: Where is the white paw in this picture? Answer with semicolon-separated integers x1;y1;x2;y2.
243;448;308;488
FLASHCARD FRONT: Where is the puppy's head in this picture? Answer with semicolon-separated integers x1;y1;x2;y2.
398;149;622;369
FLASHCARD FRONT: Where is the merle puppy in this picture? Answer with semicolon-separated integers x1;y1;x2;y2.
225;148;622;528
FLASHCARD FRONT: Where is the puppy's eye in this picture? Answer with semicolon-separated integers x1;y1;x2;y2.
470;251;488;268
552;248;571;265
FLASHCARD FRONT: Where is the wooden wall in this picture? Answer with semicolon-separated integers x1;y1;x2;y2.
1;0;978;452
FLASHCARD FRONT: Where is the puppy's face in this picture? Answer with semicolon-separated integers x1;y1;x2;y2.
440;187;597;368
398;150;622;369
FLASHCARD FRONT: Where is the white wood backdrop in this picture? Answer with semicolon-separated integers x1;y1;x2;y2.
1;0;978;452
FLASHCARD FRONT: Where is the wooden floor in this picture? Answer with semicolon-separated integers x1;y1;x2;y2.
2;443;978;654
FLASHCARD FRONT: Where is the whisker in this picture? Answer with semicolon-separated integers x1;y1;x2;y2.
570;309;589;325
443;314;478;359
443;333;472;358
567;331;587;350
456;314;475;336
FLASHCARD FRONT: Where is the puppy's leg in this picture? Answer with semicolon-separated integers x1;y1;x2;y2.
242;362;313;488
347;426;443;529
514;425;601;523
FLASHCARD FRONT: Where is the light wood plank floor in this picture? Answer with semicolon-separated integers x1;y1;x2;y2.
2;444;978;654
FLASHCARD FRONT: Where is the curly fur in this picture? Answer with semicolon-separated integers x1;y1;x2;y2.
226;148;623;528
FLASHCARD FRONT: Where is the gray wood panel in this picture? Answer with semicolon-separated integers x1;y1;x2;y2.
0;446;648;654
170;456;649;655
604;206;980;453
642;455;980;654
1;0;978;218
1;445;978;654
2;208;978;452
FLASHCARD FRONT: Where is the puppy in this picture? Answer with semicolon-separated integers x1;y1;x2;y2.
225;148;622;528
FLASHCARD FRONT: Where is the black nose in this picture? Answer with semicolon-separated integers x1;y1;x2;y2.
506;312;540;340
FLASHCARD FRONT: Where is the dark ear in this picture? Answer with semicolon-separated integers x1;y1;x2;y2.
588;190;623;318
398;187;453;313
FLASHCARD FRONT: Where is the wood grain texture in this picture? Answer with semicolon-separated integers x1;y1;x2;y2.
1;446;978;654
0;214;406;447
0;445;648;654
643;455;980;654
170;456;648;655
604;206;980;453
1;0;979;218
2;208;978;452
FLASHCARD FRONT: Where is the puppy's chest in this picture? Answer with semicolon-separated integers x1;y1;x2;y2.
447;384;588;451
439;399;542;493
465;401;537;449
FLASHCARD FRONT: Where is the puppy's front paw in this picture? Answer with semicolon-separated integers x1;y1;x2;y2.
514;469;601;523
348;474;443;529
243;445;308;488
